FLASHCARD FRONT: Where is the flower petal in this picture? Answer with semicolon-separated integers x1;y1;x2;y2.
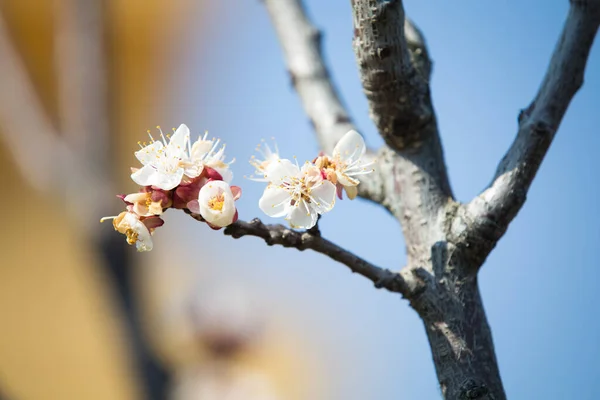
167;124;190;158
152;167;185;190
344;185;358;200
142;216;164;230
230;185;242;201
135;141;164;165
332;130;366;163
190;139;213;160
124;192;148;204
336;184;344;200
264;158;299;184
187;199;201;214
259;186;290;218
135;142;164;165
134;224;153;252
131;164;159;187
287;201;318;229
309;180;336;214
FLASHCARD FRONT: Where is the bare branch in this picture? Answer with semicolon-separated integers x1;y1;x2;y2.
351;0;434;152
463;0;600;256
350;0;453;261
264;0;354;153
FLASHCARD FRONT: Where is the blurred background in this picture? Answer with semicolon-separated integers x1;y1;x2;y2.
0;1;598;399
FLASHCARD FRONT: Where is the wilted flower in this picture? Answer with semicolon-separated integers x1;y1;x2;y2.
100;211;163;252
258;159;336;229
122;188;171;216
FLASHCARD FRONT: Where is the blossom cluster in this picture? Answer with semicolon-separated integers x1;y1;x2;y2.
101;124;240;251
250;130;374;229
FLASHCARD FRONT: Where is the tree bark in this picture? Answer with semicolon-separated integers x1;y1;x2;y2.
412;262;504;399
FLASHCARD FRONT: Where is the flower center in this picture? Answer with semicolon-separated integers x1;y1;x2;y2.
283;177;313;204
125;228;139;244
208;194;225;211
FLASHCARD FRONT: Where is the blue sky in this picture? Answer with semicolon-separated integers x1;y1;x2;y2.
161;1;600;398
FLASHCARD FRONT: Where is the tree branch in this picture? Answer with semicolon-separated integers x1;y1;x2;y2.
463;0;600;259
350;0;453;261
351;0;434;152
226;219;421;295
187;214;420;296
264;0;354;154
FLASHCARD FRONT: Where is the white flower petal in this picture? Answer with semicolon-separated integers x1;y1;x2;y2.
134;223;154;251
168;124;190;158
131;164;159;187
135;141;164;165
190;139;213;160
183;164;204;179
154;167;184;190
264;158;299;184
287;202;318;229
309;180;336;213
259;186;290;218
333;130;366;163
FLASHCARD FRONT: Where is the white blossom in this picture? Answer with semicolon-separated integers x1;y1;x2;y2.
198;180;238;227
258;159;336;229
131;124;190;190
182;132;234;183
318;130;375;199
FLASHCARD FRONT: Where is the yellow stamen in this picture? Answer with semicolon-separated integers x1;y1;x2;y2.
208;194;225;211
125;229;138;245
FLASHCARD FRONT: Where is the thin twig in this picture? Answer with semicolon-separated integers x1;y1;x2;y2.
187;213;414;295
226;219;413;294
